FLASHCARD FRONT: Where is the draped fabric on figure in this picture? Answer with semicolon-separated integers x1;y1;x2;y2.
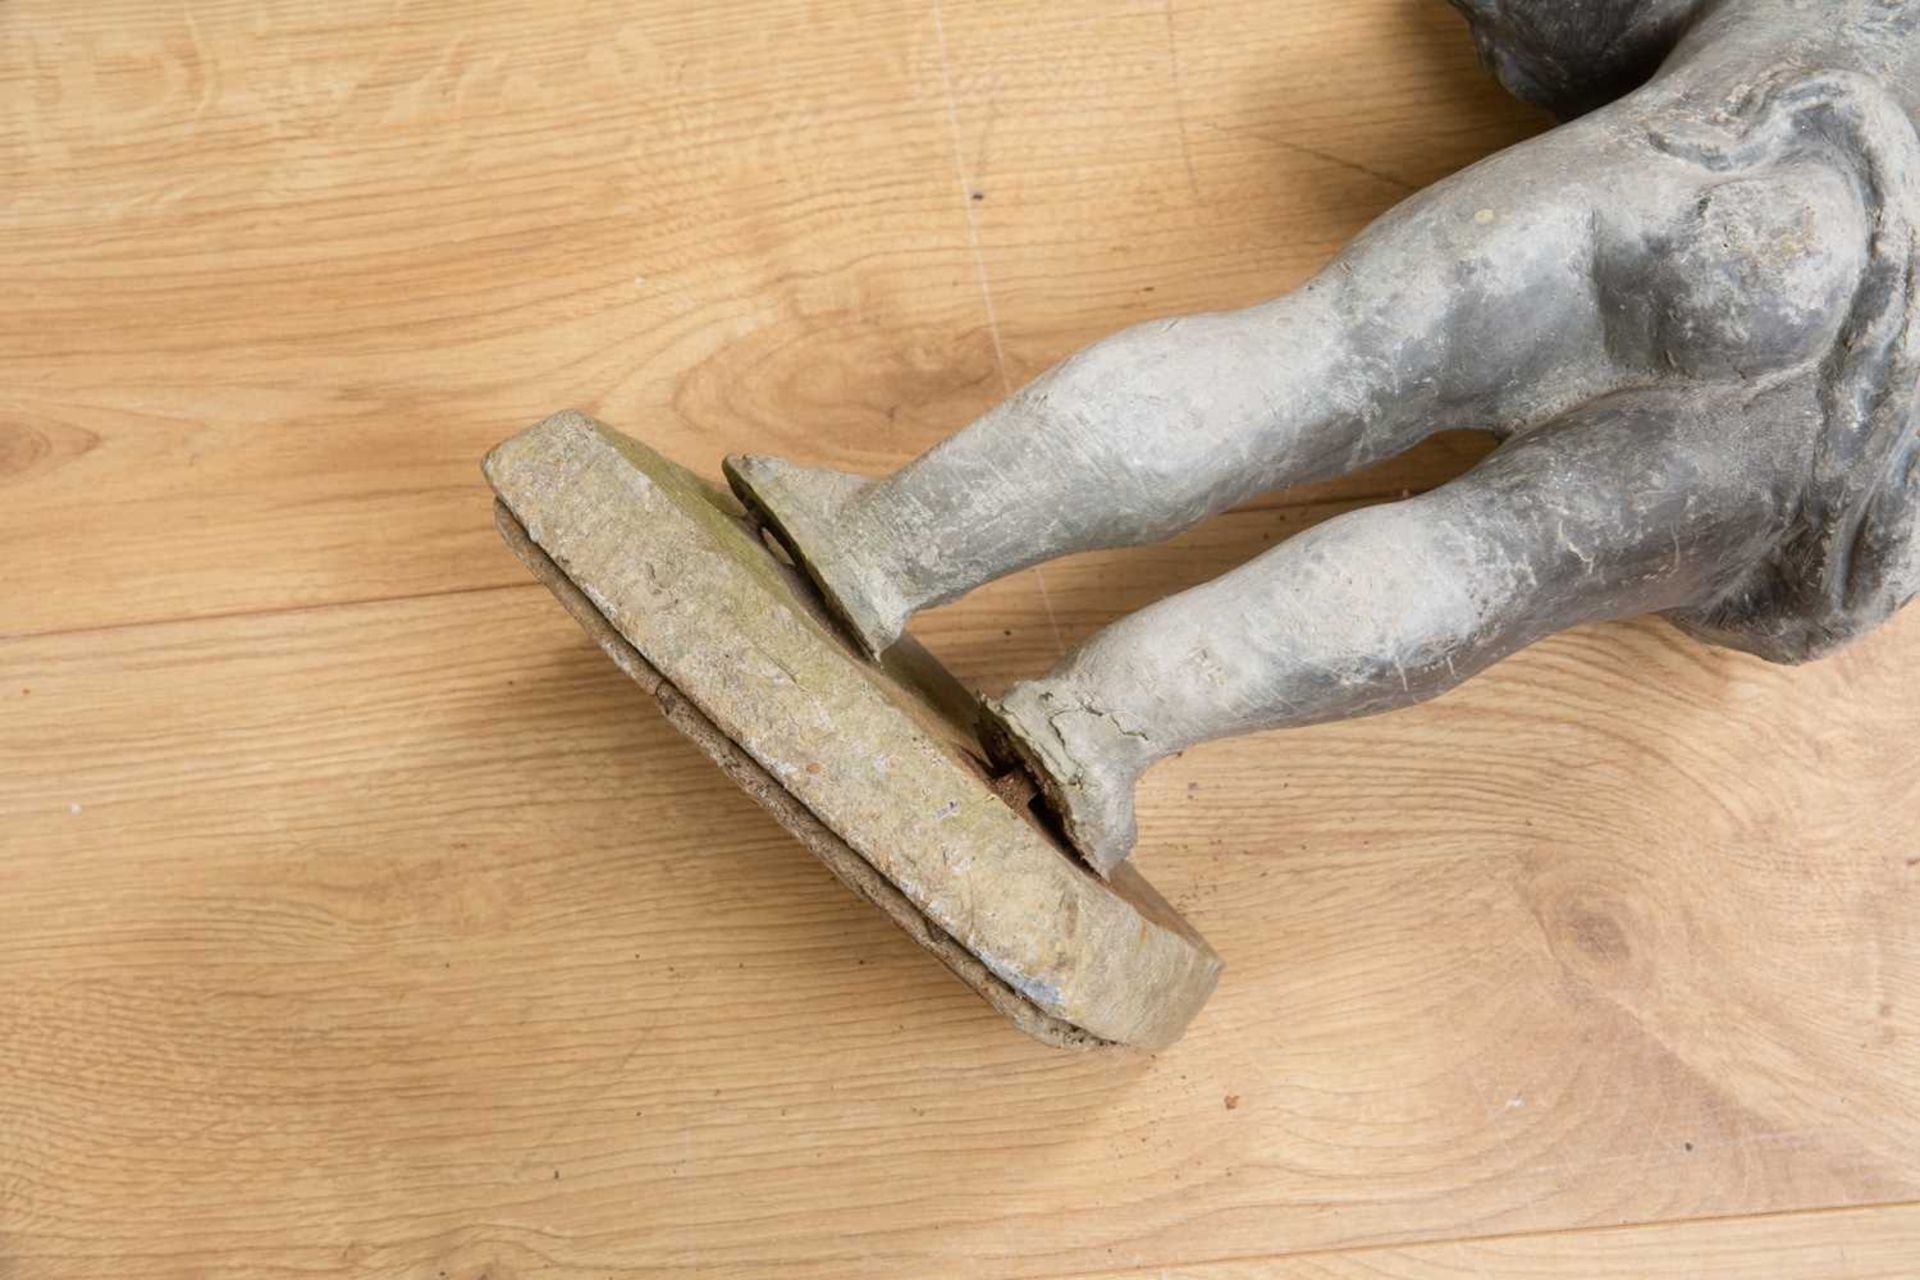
1655;70;1920;661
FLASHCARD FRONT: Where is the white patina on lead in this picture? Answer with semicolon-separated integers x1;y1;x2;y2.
727;0;1920;876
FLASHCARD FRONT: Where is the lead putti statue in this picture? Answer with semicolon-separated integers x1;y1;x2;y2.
488;0;1916;1045
726;0;1920;877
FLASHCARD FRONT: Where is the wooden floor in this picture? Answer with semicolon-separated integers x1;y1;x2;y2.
3;2;1917;1275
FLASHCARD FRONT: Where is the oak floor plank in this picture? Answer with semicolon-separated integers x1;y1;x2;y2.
1084;1202;1920;1279
5;1;1917;1274
2;552;1914;1276
0;0;1530;638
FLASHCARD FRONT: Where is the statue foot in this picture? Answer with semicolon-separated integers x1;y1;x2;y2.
723;453;908;657
981;680;1153;877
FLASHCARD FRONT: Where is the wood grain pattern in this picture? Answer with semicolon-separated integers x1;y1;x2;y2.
2;0;1916;1275
5;553;1918;1276
1082;1204;1920;1278
0;0;1523;639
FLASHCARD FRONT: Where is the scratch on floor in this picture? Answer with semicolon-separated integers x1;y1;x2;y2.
1031;568;1066;656
930;0;1010;398
1208;121;1420;194
930;0;1066;657
1162;0;1202;201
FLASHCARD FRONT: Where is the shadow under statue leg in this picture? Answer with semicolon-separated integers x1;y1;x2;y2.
985;387;1802;875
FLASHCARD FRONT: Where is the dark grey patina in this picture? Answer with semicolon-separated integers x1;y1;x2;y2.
727;0;1920;876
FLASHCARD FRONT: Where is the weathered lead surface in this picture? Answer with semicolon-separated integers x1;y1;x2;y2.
485;410;1222;1050
723;0;1920;876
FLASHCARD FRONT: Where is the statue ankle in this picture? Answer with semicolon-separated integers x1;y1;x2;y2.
981;679;1155;877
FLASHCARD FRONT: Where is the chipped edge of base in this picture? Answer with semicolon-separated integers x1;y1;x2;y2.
493;500;1112;1052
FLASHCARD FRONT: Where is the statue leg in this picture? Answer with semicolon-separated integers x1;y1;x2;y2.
727;119;1667;655
983;387;1798;874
